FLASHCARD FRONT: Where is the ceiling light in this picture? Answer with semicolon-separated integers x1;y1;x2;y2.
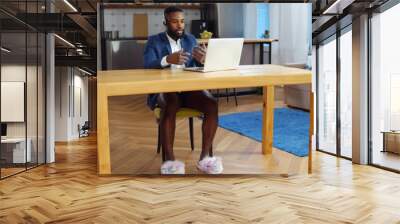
54;34;75;48
63;0;78;12
1;47;11;53
322;0;355;15
78;67;93;76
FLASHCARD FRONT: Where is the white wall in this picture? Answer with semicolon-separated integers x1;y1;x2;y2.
217;3;244;38
243;4;257;38
1;65;35;138
269;3;311;65
104;8;201;38
55;67;89;141
217;3;311;65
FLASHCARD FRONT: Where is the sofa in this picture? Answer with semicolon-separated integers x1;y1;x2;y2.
283;63;311;111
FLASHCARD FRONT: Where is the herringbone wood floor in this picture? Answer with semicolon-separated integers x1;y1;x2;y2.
1;135;400;223
1;94;400;223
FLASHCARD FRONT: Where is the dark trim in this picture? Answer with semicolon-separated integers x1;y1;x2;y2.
315;44;320;150
318;32;336;46
68;76;71;118
268;43;272;64
25;4;28;171
86;0;97;11
44;0;48;164
313;14;352;45
316;148;352;161
72;68;75;118
373;0;400;13
104;0;310;2
0;163;45;180
36;23;39;167
336;25;341;157
44;31;47;164
0;8;38;32
100;4;107;70
80;88;82;117
60;68;62;117
0;25;2;179
367;11;373;165
370;164;400;174
215;89;257;98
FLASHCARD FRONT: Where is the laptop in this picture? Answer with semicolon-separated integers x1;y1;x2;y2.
184;38;244;73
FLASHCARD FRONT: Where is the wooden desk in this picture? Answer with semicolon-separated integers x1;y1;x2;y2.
97;64;313;175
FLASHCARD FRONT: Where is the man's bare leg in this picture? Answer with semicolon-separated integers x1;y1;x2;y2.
157;92;181;161
182;90;218;161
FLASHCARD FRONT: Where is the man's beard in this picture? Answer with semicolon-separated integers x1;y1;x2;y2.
167;29;185;40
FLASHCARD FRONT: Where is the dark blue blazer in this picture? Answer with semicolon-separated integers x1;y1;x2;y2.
144;32;199;69
144;32;200;109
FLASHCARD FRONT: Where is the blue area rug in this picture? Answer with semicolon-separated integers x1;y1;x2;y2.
218;108;309;157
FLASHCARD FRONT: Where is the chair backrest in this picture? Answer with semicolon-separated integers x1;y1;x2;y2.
82;121;90;129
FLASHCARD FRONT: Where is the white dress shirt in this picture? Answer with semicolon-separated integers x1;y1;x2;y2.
160;32;185;69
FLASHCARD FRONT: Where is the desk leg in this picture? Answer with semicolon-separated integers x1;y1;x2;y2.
260;43;264;64
269;43;272;64
97;88;111;175
262;86;274;154
308;91;314;174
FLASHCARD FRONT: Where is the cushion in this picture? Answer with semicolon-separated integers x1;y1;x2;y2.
153;107;203;119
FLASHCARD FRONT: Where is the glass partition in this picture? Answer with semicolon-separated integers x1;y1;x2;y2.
0;2;46;179
317;36;337;155
1;22;28;178
370;3;400;171
339;28;352;158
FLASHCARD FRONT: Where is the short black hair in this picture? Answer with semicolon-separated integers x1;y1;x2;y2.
164;6;183;19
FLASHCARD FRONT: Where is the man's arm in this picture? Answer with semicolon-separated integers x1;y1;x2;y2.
190;37;206;67
143;38;163;69
144;37;189;68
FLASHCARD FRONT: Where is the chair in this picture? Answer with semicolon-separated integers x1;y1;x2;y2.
153;107;213;161
216;88;238;106
78;121;90;138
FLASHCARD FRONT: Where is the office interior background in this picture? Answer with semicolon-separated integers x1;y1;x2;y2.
0;0;400;222
0;0;399;176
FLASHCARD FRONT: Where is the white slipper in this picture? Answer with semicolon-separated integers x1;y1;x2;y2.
197;156;223;174
160;160;185;175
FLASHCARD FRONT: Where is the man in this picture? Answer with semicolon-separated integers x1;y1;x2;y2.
144;6;222;175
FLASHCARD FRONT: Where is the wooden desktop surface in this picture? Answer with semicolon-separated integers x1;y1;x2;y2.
98;64;309;96
97;64;312;175
197;38;278;45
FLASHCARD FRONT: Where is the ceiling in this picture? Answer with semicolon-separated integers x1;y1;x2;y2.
1;0;397;72
311;0;391;43
0;0;98;72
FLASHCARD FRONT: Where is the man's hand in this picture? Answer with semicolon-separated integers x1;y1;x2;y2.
192;43;207;64
166;50;191;65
